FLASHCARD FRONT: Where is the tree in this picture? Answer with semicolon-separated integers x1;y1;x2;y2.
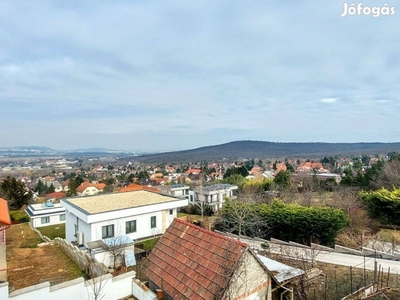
360;188;400;225
86;264;110;300
100;235;132;270
0;176;32;210
216;198;267;240
46;183;55;194
67;175;84;196
274;170;291;189
34;179;46;196
372;159;400;190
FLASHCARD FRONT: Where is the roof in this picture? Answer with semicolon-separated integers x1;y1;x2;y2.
62;190;181;214
119;183;160;193
256;255;304;283
145;219;248;300
0;198;11;226
199;184;238;192
185;168;201;175
76;182;98;193
45;192;66;199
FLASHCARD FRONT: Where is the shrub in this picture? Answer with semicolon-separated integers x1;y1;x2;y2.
10;211;30;223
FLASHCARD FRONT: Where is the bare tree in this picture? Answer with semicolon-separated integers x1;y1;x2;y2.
86;263;110;300
331;189;370;230
372;160;400;190
100;235;133;271
217;191;268;241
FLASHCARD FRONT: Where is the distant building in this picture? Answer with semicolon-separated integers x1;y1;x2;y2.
25;202;66;228
158;184;190;200
193;183;238;212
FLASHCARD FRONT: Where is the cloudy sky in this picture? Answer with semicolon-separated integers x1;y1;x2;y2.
1;1;399;151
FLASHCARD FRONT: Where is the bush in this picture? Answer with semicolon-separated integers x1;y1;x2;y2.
10;211;30;223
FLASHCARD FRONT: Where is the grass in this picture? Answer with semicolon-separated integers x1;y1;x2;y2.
20;237;43;248
377;229;400;244
37;223;66;239
142;237;160;250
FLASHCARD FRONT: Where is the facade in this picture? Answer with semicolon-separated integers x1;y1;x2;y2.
61;190;188;247
145;219;273;300
158;184;190;200
193;183;238;212
25;202;66;228
76;182;106;196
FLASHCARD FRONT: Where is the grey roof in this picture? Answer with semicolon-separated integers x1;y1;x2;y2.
202;184;237;191
257;254;305;283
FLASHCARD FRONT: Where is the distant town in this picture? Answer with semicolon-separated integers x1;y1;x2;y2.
1;141;400;299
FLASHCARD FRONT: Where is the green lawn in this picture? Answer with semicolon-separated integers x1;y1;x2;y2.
37;223;66;239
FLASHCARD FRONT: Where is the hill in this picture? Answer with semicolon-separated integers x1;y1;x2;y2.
134;140;400;163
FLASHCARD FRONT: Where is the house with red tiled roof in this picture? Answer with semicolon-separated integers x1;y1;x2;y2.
185;168;201;175
45;192;66;202
145;218;275;300
76;182;106;196
118;183;161;193
296;162;324;173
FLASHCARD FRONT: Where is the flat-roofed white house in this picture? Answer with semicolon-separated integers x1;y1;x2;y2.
158;183;190;200
61;190;188;247
193;183;238;212
25;202;66;228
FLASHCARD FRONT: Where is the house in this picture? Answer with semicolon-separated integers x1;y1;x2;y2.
76;182;106;196
118;183;160;193
25;202;66;228
61;190;188;247
193;184;238;212
185;168;201;175
158;183;190;200
43;180;63;192
45;192;66;202
145;219;304;300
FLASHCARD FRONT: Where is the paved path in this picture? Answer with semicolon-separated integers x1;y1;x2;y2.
269;244;400;274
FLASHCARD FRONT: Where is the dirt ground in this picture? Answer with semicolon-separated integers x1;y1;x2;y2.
6;223;85;291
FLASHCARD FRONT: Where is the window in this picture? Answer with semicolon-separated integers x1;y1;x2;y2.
126;220;137;234
41;217;50;224
60;214;65;221
150;216;157;228
169;209;173;215
102;224;114;238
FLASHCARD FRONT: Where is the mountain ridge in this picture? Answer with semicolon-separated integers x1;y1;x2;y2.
133;140;400;163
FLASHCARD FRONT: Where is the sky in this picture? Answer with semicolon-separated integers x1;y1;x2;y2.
0;1;399;152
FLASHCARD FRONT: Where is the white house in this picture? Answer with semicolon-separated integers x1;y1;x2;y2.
25;202;66;228
193;183;238;212
61;190;188;247
158;183;190;200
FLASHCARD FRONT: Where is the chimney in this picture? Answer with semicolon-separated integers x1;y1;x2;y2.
155;289;164;300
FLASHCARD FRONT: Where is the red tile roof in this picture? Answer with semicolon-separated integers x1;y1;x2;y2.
118;183;160;193
185;168;201;175
145;219;248;300
45;192;66;200
0;198;11;226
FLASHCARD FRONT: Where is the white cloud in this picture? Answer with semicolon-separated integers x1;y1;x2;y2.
319;98;337;104
0;0;399;150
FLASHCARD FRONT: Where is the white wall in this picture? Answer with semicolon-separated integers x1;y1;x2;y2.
31;214;65;228
65;210;91;245
90;210;164;243
0;271;135;300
